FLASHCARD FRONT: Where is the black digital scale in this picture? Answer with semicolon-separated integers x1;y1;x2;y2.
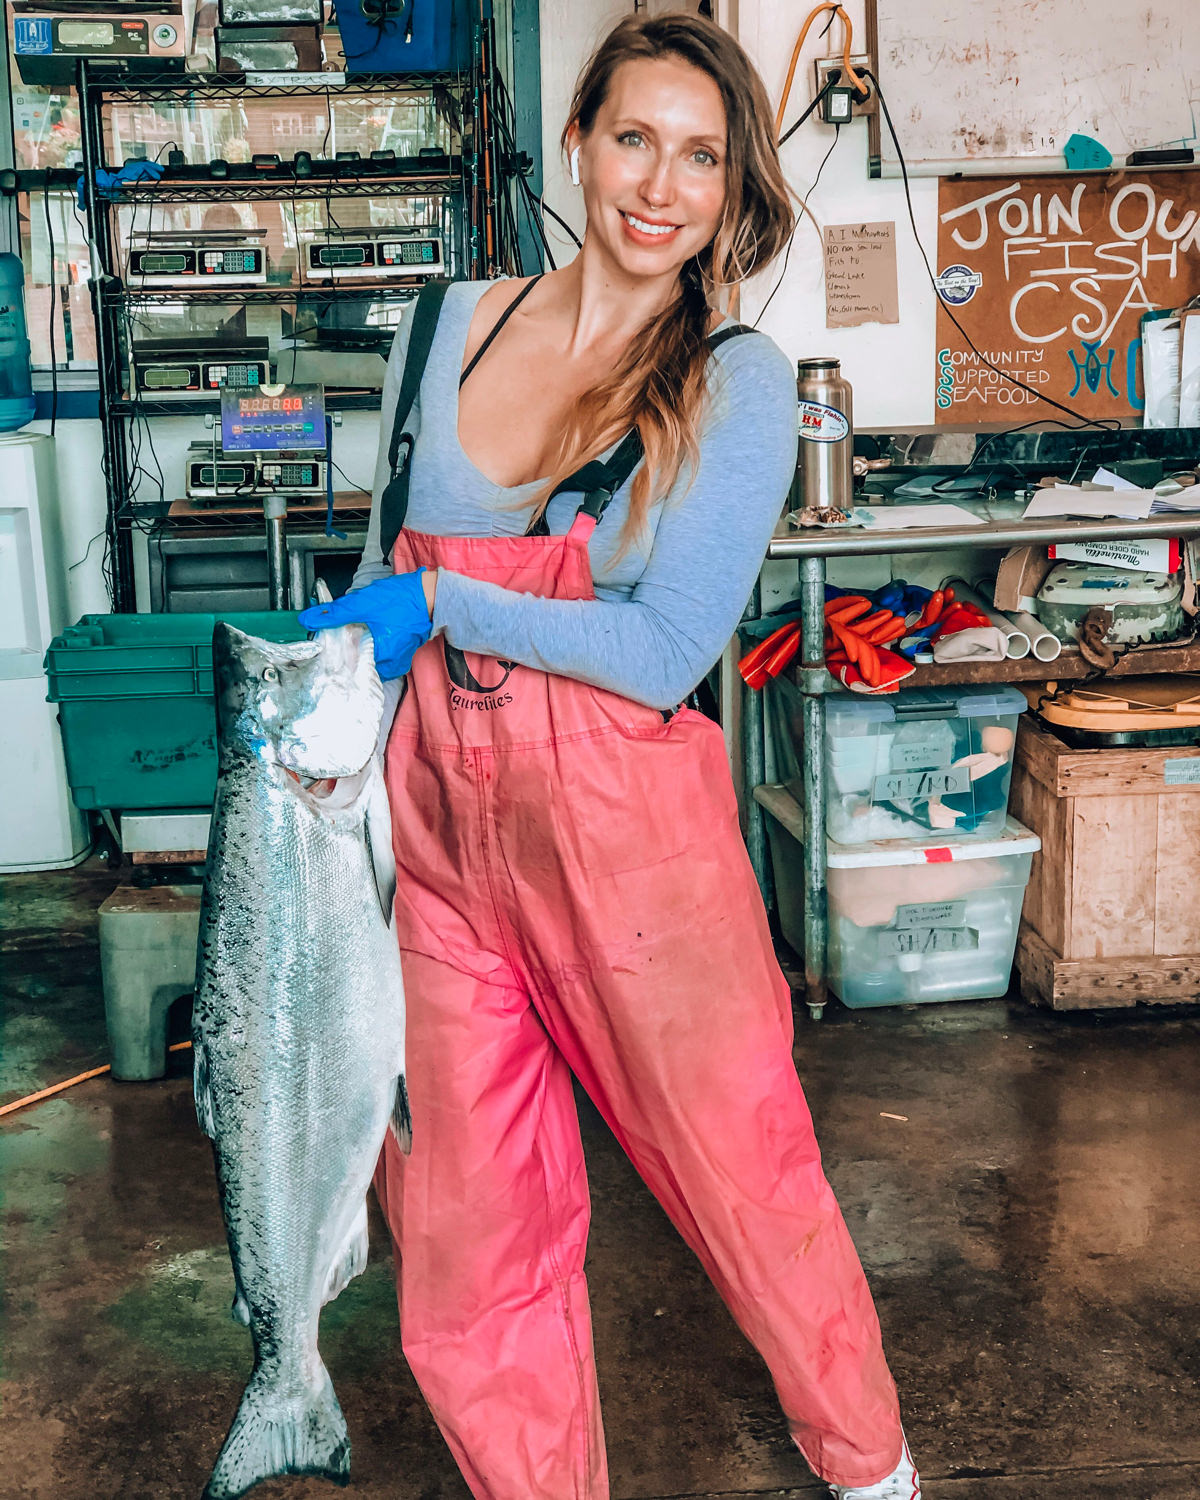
129;231;268;287
11;0;188;84
302;227;445;281
131;339;271;401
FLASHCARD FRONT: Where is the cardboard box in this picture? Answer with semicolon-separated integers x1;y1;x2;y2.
1047;537;1181;574
993;545;1052;612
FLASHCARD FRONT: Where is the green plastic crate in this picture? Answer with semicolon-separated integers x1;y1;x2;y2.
45;612;305;810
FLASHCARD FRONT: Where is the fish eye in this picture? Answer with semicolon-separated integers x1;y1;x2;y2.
262;666;279;683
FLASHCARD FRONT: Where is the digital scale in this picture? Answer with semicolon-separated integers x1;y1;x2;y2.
128;230;268;288
220;382;324;452
131;339;271;401
185;441;326;503
213;383;330;610
301;226;445;282
11;0;189;84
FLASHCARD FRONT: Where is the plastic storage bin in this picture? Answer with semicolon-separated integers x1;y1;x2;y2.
825;818;1040;1006
44;611;303;810
755;783;1040;1009
821;684;1028;844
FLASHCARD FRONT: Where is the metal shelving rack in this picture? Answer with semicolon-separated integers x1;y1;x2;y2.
750;508;1200;1021
77;59;517;609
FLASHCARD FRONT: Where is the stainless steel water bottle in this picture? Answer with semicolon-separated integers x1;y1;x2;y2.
794;357;853;513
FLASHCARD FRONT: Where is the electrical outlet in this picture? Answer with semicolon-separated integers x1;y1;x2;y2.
814;54;875;116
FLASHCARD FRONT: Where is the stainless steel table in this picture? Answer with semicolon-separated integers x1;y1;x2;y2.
750;507;1200;1020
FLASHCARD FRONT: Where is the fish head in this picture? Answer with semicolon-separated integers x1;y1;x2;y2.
213;617;384;780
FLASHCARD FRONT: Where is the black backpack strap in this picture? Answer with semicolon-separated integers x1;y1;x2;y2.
527;322;759;534
379;277;452;561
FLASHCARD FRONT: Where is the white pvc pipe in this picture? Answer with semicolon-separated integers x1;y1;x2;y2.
1008;608;1063;662
945;577;1032;660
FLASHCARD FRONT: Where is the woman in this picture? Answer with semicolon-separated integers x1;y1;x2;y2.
301;14;918;1499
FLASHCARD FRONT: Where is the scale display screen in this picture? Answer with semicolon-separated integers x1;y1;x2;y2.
314;246;370;267
220;383;324;452
59;21;115;44
145;366;192;389
142;253;187;273
200;465;254;487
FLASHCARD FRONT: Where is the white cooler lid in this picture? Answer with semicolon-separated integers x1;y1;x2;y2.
826;815;1041;867
751;786;1041;866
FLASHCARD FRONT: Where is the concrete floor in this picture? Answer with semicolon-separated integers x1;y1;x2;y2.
3;863;1200;1500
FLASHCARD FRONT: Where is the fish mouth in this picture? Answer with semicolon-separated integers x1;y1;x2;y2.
284;763;373;806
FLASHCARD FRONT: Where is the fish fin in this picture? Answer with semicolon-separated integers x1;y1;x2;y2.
230;1290;250;1327
390;1074;413;1155
193;1038;216;1139
322;1202;369;1308
203;1365;349;1500
363;763;397;927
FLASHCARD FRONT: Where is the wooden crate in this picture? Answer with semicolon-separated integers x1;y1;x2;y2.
1010;720;1200;1010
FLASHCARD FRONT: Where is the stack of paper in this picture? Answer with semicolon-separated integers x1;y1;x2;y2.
851;504;985;529
1020;485;1156;521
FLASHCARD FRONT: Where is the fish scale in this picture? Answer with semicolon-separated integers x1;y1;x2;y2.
193;613;409;1500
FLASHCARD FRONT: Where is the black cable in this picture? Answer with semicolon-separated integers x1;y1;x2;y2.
755;125;841;330
518;180;556;270
42;189;58;434
778;75;838;150
534;191;582;250
863;67;1120;436
329;457;369;494
493;85;555;267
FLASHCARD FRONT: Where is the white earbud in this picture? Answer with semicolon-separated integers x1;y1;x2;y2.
569;146;581;186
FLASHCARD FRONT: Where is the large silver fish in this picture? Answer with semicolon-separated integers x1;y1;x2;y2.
193;597;410;1500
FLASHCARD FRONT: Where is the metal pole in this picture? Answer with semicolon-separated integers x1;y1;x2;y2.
767;510;1200;559
287;546;306;612
79;60;135;611
798;553;828;1022
264;495;288;611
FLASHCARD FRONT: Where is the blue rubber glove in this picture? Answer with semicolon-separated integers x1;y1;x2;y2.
298;569;432;681
76;160;165;211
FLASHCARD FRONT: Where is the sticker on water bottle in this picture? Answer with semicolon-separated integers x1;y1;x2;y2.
798;401;849;443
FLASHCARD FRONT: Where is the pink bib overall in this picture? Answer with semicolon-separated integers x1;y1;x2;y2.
374;513;902;1497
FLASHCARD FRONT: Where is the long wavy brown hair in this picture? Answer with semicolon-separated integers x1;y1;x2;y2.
527;13;794;545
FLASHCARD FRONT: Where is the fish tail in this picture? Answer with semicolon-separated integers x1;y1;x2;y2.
202;1365;349;1500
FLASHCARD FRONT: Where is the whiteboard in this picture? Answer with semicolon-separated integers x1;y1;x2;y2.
872;0;1200;177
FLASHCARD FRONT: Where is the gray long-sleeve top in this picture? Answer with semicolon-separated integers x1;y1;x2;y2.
352;278;798;710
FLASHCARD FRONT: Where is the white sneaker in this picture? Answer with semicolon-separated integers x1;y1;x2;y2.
828;1433;920;1499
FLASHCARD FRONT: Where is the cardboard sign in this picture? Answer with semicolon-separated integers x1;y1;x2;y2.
823;221;900;328
934;172;1200;424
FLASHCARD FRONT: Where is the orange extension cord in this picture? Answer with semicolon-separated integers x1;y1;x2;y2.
0;1041;193;1120
775;3;866;137
732;3;863;321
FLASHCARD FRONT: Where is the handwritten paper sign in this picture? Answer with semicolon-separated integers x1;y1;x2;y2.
823;221;900;328
934;172;1200;424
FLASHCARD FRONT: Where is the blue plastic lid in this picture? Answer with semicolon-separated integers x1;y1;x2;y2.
826;683;1028;727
